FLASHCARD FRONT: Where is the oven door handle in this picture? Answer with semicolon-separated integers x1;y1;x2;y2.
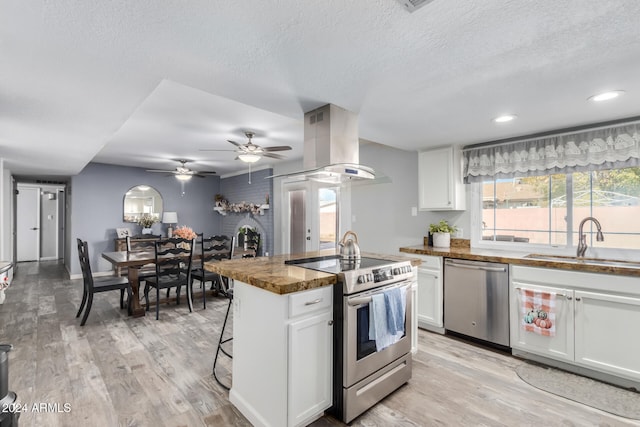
347;282;412;306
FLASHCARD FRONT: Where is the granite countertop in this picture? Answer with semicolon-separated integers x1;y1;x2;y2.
399;244;640;277
204;249;422;295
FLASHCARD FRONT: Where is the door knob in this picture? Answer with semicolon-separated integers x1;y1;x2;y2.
30;227;39;230
306;237;311;240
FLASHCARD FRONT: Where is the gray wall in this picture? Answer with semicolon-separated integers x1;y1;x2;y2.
219;168;274;256
351;142;470;255
69;162;221;275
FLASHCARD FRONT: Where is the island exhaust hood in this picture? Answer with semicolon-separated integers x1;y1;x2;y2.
269;104;375;183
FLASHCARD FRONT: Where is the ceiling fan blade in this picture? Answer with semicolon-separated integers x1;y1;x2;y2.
263;152;287;160
199;148;237;152
227;140;243;147
146;169;174;173
195;171;217;176
263;146;292;152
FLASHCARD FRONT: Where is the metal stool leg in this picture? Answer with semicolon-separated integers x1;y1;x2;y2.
213;292;233;390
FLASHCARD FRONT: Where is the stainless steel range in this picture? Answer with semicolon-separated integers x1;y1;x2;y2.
286;255;415;423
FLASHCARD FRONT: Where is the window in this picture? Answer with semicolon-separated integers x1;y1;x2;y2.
478;167;640;252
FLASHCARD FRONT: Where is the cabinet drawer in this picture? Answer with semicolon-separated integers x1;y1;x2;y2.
414;254;442;270
289;286;333;318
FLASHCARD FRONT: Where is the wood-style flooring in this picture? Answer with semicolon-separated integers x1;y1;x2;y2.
0;261;637;426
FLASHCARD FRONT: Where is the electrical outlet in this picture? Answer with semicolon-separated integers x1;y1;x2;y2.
454;228;463;238
411;207;417;216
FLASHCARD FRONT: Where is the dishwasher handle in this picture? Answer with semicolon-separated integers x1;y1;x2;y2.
445;259;507;273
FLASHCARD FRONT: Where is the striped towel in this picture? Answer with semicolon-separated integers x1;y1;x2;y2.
519;288;556;337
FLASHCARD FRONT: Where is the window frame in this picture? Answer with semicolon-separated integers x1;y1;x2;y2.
471;174;640;260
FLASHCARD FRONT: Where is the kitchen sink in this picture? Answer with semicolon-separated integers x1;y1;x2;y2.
524;253;640;269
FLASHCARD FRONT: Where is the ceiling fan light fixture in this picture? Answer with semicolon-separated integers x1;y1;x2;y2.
493;114;518;123
175;173;192;181
588;90;625;102
238;153;261;163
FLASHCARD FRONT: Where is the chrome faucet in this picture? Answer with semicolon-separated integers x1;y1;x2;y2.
576;216;604;257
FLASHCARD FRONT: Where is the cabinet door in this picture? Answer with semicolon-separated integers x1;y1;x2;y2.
510;282;574;362
574;290;640;381
288;310;333;427
417;267;443;329
419;147;453;210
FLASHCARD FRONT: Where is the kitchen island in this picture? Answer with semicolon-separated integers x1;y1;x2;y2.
204;250;421;427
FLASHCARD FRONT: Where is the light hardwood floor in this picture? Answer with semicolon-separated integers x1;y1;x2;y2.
0;261;637;426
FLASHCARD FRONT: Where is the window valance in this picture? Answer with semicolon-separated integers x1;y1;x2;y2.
462;121;640;183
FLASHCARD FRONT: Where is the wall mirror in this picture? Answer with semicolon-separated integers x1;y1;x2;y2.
123;185;163;223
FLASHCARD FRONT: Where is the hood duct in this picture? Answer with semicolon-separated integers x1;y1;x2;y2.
268;104;375;183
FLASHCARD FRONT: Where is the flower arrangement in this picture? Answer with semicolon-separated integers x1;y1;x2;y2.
138;214;159;228
173;225;197;240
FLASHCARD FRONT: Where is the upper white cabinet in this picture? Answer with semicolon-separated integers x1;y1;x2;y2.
418;146;466;211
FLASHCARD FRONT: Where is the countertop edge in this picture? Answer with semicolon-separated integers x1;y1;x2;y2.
399;245;640;277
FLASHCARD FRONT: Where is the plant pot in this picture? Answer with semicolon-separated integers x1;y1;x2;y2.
142;228;153;234
432;232;451;248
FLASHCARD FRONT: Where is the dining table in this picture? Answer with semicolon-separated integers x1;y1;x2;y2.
101;249;203;317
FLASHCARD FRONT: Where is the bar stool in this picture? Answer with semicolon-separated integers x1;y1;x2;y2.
213;286;233;390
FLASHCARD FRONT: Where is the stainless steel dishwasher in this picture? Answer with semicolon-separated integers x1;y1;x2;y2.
444;258;510;347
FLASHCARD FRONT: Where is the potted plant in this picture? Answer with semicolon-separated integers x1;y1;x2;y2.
429;220;458;248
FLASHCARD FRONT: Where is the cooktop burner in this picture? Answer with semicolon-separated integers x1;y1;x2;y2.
288;256;393;274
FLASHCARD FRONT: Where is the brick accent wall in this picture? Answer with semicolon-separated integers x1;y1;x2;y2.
218;168;274;256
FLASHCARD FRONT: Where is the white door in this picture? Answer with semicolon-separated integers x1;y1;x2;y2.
17;186;40;261
283;181;340;254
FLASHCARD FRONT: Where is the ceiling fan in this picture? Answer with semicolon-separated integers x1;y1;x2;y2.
201;131;292;163
146;159;216;181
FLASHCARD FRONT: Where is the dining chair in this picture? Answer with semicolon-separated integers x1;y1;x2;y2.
76;238;132;326
126;235;161;292
189;234;235;309
143;237;195;320
243;229;261;258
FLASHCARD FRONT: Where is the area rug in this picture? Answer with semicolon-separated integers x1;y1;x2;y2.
515;362;640;420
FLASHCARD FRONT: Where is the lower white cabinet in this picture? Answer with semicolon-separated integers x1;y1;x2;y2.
415;255;444;332
230;282;333;427
574;290;640;378
510;266;640;384
288;308;333;426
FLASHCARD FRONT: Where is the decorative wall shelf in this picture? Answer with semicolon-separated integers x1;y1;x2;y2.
214;203;269;216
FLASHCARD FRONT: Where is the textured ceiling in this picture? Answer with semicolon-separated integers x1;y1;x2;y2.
2;0;640;177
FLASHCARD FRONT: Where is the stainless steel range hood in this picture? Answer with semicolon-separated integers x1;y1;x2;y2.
269;104;375;183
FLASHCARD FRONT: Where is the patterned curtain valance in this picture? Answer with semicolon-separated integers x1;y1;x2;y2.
462;122;640;183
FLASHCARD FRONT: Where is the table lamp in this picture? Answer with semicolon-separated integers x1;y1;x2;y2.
162;212;178;237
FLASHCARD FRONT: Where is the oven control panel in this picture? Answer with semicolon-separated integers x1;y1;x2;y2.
354;263;414;286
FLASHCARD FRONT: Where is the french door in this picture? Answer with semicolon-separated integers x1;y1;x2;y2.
283;181;340;255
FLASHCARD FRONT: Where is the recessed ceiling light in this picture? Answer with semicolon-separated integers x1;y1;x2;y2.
588;90;625;102
493;114;517;123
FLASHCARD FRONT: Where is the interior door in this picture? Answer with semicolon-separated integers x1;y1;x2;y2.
283;181;340;254
16;186;40;261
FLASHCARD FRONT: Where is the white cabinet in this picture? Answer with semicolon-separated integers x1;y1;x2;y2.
510;281;574;362
415;255;444;333
574;290;640;380
288;305;333;426
418;146;466;211
510;266;640;384
230;282;333;427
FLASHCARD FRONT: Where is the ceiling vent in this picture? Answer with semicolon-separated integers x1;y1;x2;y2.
396;0;435;13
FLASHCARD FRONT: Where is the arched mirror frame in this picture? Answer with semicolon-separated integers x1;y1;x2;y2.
123;185;163;223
